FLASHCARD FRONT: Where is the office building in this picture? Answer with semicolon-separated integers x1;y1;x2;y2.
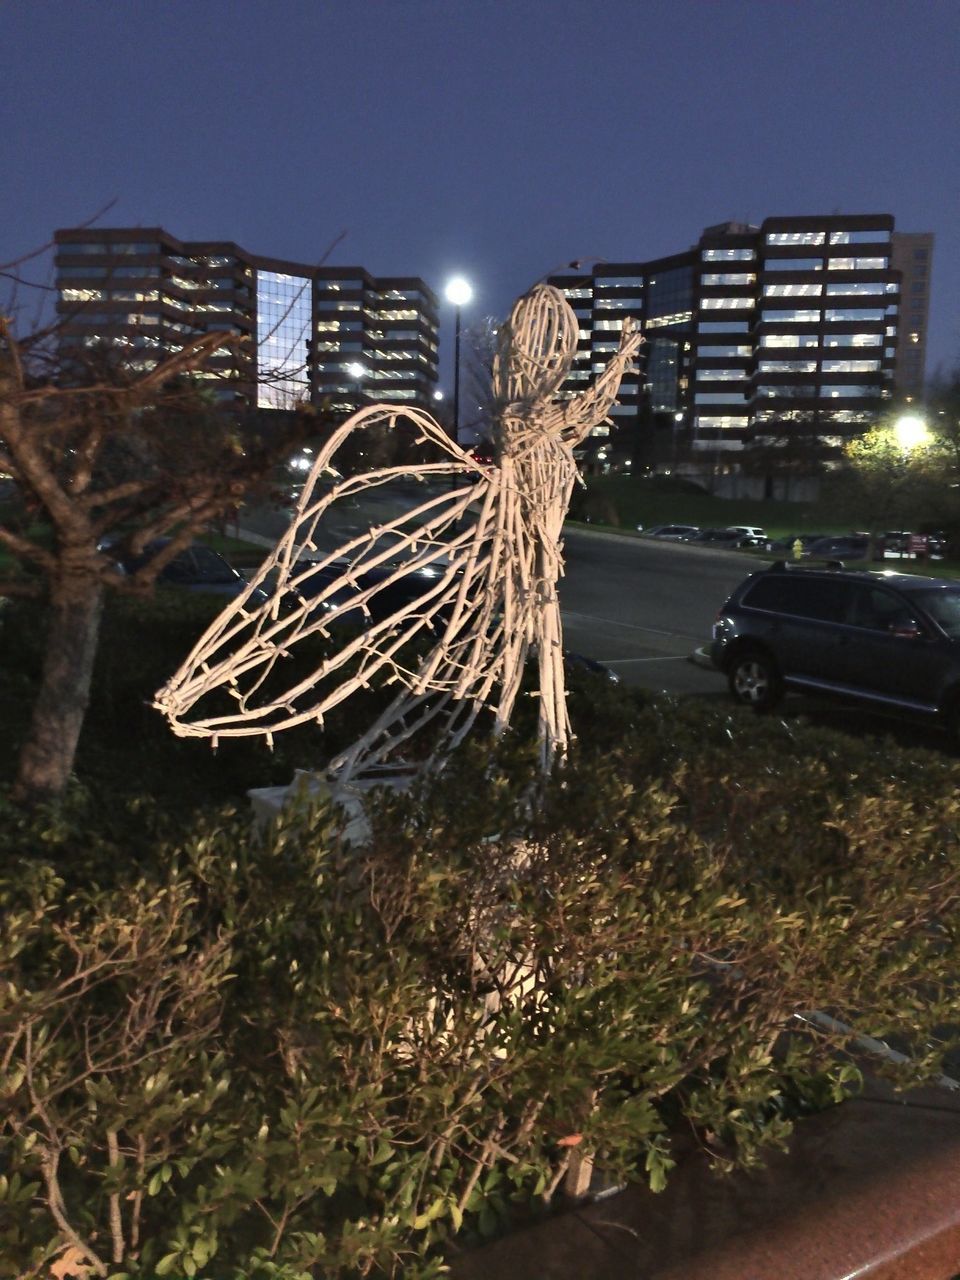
54;228;439;413
890;231;934;400
551;214;933;467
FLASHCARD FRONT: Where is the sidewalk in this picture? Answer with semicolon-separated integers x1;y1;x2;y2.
450;1076;960;1279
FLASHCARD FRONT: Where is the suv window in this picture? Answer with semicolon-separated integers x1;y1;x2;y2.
912;587;960;639
845;584;918;632
742;574;853;622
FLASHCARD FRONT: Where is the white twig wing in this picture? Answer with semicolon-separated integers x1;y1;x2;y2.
155;285;642;782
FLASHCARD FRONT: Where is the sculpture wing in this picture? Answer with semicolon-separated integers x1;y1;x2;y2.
155;405;501;743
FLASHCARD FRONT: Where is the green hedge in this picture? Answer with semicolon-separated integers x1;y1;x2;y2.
3;708;960;1274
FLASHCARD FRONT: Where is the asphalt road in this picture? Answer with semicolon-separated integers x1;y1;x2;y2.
559;527;750;695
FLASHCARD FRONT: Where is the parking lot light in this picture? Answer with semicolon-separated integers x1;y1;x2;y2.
893;413;929;453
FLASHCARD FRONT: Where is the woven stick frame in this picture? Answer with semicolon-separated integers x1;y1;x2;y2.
155;284;642;782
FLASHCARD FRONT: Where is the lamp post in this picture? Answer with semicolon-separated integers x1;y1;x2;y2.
346;361;365;413
888;413;931;559
444;276;473;444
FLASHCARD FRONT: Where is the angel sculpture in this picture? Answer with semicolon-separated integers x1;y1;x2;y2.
155;283;642;783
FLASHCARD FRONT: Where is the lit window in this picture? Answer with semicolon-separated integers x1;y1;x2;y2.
760;309;820;323
594;298;644;309
701;272;756;286
821;359;881;373
765;231;826;246
701;248;756;261
821;384;883;397
758;359;817;373
828;257;888;270
828;229;891;244
696;367;748;380
822;333;882;347
646;311;693;327
763;283;822;297
824;308;884;322
701;297;754;309
61;288;104;302
695;414;747;428
762;333;818;348
756;384;817;398
825;281;886;296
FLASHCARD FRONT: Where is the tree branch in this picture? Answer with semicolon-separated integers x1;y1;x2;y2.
40;1150;109;1277
0;521;58;567
106;1128;125;1264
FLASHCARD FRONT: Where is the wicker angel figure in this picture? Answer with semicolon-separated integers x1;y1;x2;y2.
155;284;642;782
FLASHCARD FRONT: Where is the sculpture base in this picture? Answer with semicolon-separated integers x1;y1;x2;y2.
248;767;415;845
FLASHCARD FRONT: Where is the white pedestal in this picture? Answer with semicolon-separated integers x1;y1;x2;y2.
248;768;414;845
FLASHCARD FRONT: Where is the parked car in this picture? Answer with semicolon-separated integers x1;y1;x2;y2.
726;525;766;546
802;535;876;562
687;528;748;548
113;539;269;603
642;524;700;541
710;560;960;738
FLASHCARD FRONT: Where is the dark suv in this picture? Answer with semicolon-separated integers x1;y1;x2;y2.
711;562;960;737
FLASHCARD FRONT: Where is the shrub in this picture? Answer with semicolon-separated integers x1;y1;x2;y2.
3;726;960;1277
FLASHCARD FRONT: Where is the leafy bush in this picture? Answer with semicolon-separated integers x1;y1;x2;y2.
3;722;960;1277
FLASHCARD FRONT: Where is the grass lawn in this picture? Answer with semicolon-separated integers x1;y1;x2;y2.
573;474;842;538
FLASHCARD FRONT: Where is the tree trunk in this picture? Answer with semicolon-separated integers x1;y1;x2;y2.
13;579;105;806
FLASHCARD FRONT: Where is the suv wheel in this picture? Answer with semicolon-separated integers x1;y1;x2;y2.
728;648;783;710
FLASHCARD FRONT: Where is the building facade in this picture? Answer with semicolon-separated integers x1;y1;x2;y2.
890;231;934;401
550;214;933;468
54;227;439;413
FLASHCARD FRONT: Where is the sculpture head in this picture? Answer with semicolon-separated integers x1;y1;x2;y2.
492;284;579;408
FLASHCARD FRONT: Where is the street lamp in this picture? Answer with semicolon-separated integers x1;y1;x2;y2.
893;412;929;453
444;276;473;444
346;362;365;412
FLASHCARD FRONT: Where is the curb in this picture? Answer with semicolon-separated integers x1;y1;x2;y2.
689;646;716;671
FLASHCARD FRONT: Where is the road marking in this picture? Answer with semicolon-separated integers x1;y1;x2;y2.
561;609;696;640
601;655;689;666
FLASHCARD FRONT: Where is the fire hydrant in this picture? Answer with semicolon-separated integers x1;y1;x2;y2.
792;538;803;561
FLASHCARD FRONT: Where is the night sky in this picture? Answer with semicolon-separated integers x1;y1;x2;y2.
2;0;958;387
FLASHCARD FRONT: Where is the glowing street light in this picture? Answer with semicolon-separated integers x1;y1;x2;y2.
444;276;473;443
444;277;473;308
893;413;930;453
345;362;366;412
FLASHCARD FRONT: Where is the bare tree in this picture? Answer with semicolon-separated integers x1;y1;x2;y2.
0;319;308;805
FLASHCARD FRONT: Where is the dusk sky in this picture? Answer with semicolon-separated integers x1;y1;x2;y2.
2;0;958;387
